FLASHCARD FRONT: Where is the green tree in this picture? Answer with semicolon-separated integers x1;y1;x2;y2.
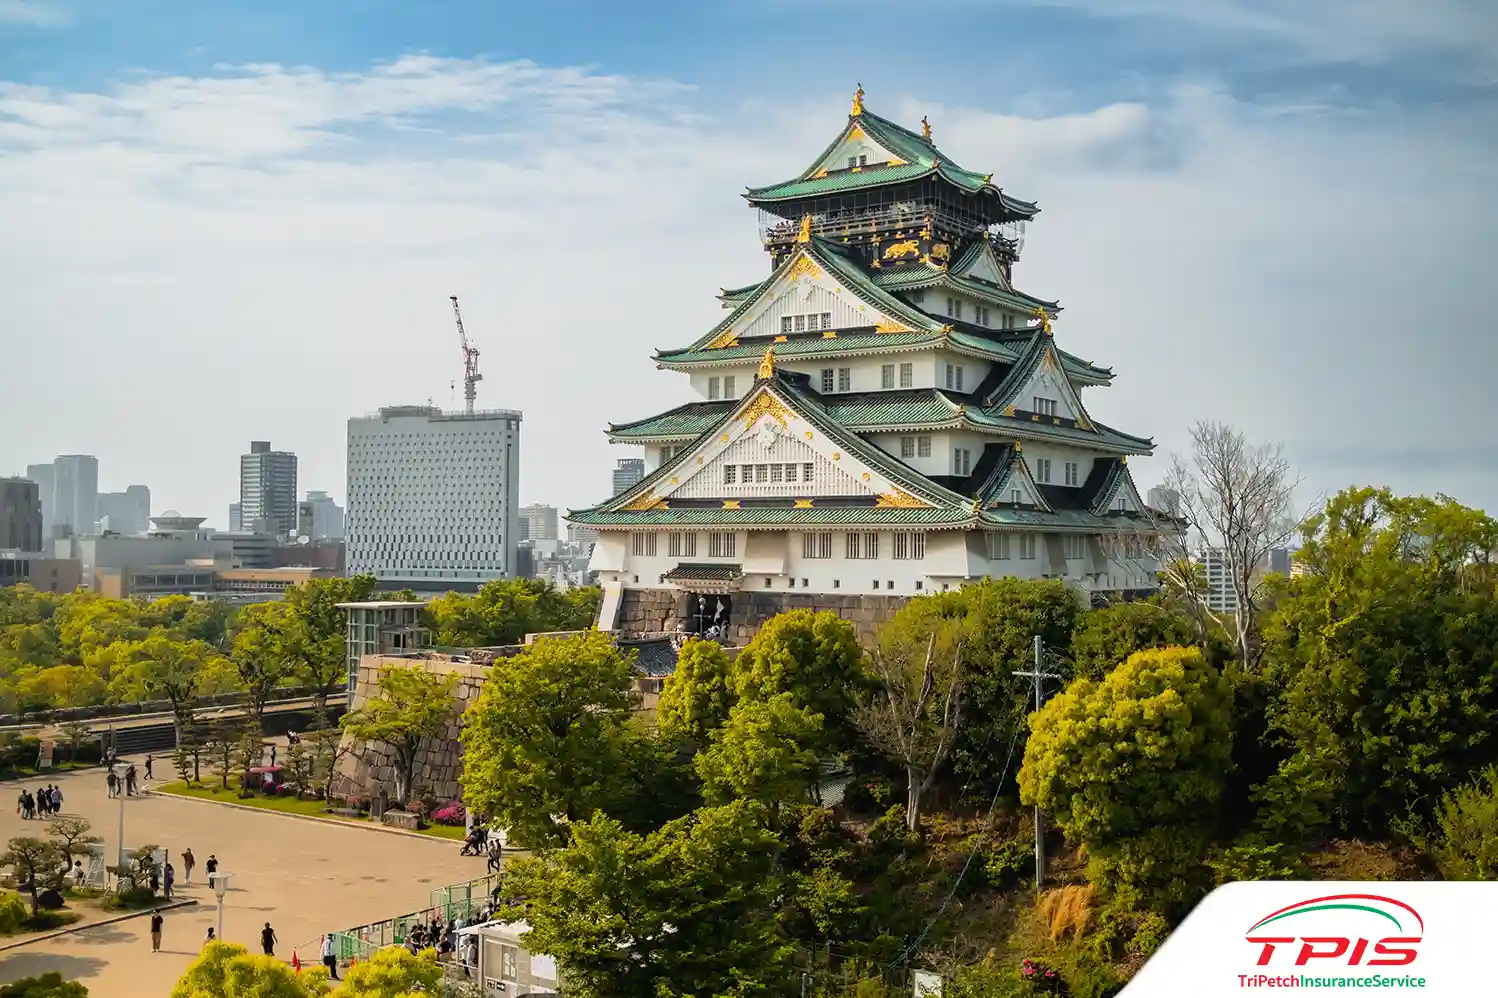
1069;601;1210;682
1;838;67;913
854;603;967;831
504;800;793;998
107;634;232;742
730;609;865;750
335;944;441;997
0;891;28;935
229;602;296;730
1256;488;1498;839
460;632;636;845
656;636;736;749
1019;646;1234;904
57;720;93;765
169;940;329;997
340;664;457;803
46;817;100;875
696;694;822;820
14;665;105;712
0;973;89;998
936;578;1083;791
281;575;377;715
424;577;600;647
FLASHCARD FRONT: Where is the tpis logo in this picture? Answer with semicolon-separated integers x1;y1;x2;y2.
1245;894;1423;967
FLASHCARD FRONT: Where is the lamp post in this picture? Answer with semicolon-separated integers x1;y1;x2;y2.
113;763;127;884
213;871;233;941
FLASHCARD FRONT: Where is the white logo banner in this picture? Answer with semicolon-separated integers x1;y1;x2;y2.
1122;881;1498;996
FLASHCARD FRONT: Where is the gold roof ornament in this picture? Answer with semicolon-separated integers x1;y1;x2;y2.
796;214;813;243
921;115;932;140
851;82;865;116
757;344;776;380
1032;306;1053;336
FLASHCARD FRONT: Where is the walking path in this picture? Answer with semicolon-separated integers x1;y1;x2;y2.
0;758;484;995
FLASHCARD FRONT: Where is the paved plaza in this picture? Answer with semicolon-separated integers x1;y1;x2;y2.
0;758;483;995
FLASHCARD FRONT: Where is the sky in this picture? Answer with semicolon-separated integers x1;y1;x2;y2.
1;0;1496;524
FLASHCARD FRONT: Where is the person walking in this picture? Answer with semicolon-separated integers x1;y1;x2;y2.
321;933;340;980
204;927;216;948
182;848;195;885
125;764;138;796
163;862;175;900
50;785;62;814
145;755;154;780
106;770;118;799
150;911;164;953
205;854;218;887
261;922;277;957
72;861;86;887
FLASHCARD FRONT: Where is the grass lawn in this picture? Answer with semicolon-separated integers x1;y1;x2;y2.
154;781;466;840
0;760;96;782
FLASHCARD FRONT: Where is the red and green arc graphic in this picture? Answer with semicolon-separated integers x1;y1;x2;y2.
1247;895;1425;936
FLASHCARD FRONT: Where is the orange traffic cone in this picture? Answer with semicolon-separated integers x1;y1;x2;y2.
291;950;301;971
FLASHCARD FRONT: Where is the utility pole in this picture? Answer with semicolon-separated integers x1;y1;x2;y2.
1014;634;1063;892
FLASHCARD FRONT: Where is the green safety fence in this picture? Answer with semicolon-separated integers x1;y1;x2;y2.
328;874;501;965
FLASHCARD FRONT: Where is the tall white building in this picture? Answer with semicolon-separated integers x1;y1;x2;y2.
346;405;522;590
299;490;345;540
52;455;98;538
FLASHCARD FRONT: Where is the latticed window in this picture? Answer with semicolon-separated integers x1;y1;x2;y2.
1019;535;1037;560
723;465;737;485
1035;458;1052;484
784;463;798;482
1065;462;1079;486
900;437;915;458
846;532;878;559
803;532;833;559
682;533;697;557
781;316;793;334
724;376;736;398
1064;535;1084;560
709;532;736;558
803;463;814;481
755;464;769;483
892;532;925;560
1034;397;1057;416
821;369;834;392
837;368;851;392
882;365;895;389
918;436;931;457
900;363;913;388
631;533;657;557
708;377;720;400
771;464;784;483
987;533;1011;560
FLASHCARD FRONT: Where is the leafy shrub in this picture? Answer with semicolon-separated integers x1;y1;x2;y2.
0;971;89;996
1404;765;1498;880
1127;912;1169;958
1209;840;1301;884
0;890;26;934
431;803;466;826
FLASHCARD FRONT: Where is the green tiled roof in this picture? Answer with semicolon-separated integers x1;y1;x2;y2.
610;400;734;440
663;563;743;582
719;281;763;303
872;264;1061;314
658;329;941;367
744;108;1038;219
978;507;1154;530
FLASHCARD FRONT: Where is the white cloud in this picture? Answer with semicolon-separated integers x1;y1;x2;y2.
0;0;67;27
0;58;1494;519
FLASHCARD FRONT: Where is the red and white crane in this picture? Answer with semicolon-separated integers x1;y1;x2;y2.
450;295;482;414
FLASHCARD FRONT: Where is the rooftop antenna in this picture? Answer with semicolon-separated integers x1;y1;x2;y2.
451;295;482;415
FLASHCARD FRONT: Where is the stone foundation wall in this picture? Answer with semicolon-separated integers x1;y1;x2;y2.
331;655;489;804
618;588;910;644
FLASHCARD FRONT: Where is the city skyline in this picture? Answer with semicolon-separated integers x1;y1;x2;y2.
2;3;1496;519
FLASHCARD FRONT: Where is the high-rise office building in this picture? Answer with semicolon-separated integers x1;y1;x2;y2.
24;463;53;538
299;491;345;540
240;441;298;537
611;458;645;497
346;405;522;590
97;485;151;535
0;478;43;551
228;503;243;532
52;455;98;538
520;503;559;543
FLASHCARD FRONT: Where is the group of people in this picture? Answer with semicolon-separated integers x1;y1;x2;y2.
106;763;139;798
15;784;63;819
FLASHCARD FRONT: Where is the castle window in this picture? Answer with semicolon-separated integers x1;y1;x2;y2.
781;316;793;334
911;289;926;303
1064;535;1084;560
860;154;868;166
892;532;925;560
658;446;672;465
803;532;832;559
807;313;822;331
803;462;814;481
945;364;954;389
708;532;736;558
1065;461;1079;486
1002;313;1014;330
899;363;913;388
882;364;895;390
946;297;956;317
723;466;737;485
682;533;697;557
900;437;915;458
668;532;682;557
952;448;972;476
987;534;1011;560
918;436;931;457
847;532;878;559
771;464;784;483
1019;534;1037;560
848;156;857;169
955;366;964;392
1035;458;1052;484
784;463;798;482
1010;488;1021;504
755;464;769;484
708;377;721;400
631;533;657;557
821;369;835;392
794;314;807;332
1034;397;1058;416
838;368;851;392
723;376;736;398
978;307;991;326
822;312;832;328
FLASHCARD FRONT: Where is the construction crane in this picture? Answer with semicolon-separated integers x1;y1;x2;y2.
450;295;482;414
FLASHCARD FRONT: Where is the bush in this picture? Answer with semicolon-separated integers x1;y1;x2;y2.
101;886;157;911
431;803;466;826
0;972;89;996
0;890;26;934
1405;765;1498;880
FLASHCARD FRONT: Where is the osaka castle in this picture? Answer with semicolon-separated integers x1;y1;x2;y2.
571;87;1165;636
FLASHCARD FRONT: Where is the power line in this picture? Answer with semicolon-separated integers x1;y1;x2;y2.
1013;634;1064;892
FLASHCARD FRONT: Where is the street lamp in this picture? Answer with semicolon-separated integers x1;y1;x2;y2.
112;763;127;884
213;871;233;941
